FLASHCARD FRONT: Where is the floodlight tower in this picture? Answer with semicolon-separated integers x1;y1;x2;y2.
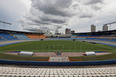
104;21;116;30
0;21;12;29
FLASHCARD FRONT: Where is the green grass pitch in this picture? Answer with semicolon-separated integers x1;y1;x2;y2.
0;40;116;52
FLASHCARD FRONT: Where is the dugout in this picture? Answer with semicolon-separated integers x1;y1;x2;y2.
19;51;34;56
85;51;96;56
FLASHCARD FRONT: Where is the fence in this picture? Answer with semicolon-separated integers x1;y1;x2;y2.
0;59;116;66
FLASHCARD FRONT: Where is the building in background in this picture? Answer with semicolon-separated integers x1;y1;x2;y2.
38;29;41;33
71;30;75;34
55;29;59;34
35;28;37;32
38;29;44;33
91;24;96;32
65;28;71;34
103;24;108;31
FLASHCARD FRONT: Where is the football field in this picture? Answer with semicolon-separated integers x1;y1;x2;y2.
0;40;115;52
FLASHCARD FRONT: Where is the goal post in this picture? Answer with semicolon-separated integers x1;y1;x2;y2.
53;45;64;49
46;45;64;51
41;45;64;51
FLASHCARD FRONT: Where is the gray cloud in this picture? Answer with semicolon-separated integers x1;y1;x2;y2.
32;0;74;17
85;0;103;5
39;26;55;31
57;26;62;29
91;5;102;10
1;0;115;33
40;17;66;24
20;0;77;31
79;14;94;18
40;26;49;30
20;0;104;32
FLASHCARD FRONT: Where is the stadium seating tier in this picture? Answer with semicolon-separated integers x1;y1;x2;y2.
0;66;116;76
0;33;18;40
12;33;30;40
26;34;46;39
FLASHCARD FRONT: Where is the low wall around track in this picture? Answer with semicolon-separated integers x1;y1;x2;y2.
0;59;116;66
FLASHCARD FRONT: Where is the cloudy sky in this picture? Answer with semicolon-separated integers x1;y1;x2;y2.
0;0;116;33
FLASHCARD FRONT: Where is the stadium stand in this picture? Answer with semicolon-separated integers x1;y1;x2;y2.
0;38;4;41
0;32;18;40
110;34;116;37
90;35;102;37
39;34;46;39
86;38;97;40
71;30;116;42
78;35;88;37
96;38;108;41
12;33;30;40
76;38;86;40
71;35;77;38
110;39;116;42
0;36;4;41
26;34;40;39
26;34;46;39
0;29;116;76
84;36;116;42
0;66;116;76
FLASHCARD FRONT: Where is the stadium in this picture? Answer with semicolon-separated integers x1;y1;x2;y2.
0;0;116;77
0;28;116;76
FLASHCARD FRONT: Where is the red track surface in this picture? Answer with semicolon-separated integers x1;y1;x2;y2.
6;52;110;57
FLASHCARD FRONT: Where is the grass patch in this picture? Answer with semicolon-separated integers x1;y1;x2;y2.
69;53;116;61
0;40;115;52
0;53;49;61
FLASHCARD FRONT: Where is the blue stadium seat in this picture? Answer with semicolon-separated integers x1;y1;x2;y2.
110;39;116;42
78;35;88;37
12;33;30;40
90;35;101;37
0;38;4;41
96;38;108;41
86;38;97;40
0;32;18;40
76;38;86;40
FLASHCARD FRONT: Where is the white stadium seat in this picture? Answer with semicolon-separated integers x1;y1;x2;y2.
0;66;116;77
